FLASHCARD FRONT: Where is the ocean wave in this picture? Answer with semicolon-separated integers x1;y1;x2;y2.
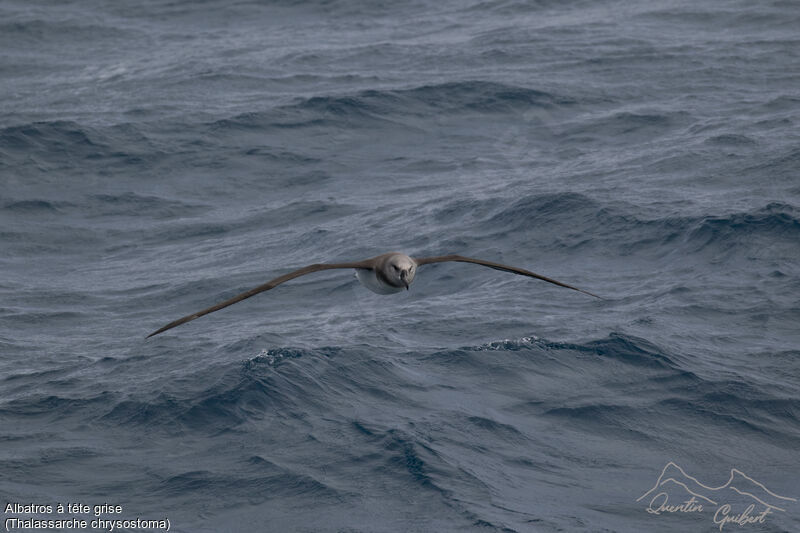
1;199;73;213
0;19;141;45
0;120;168;176
350;421;490;507
94;333;684;432
87;193;209;219
210;81;571;133
390;81;571;113
141;199;358;245
0;120;141;173
448;192;800;260
155;466;342;501
101;372;292;434
101;347;338;433
704;133;757;146
464;0;588;15
542;404;652;440
0;121;102;152
485;191;596;229
572;332;680;368
0;391;117;418
636;4;797;29
688;202;800;249
563;110;689;145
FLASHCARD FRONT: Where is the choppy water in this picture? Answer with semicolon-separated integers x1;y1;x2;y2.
2;0;799;532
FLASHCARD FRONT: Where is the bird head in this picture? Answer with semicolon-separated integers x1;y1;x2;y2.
386;254;417;290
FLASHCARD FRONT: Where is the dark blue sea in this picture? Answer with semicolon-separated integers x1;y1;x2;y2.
2;1;799;532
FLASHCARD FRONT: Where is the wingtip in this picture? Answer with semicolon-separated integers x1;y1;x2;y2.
145;327;165;339
581;289;604;300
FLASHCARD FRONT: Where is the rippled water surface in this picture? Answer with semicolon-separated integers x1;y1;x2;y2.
1;0;799;531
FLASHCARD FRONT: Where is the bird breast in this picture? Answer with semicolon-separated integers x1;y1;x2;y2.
354;269;405;295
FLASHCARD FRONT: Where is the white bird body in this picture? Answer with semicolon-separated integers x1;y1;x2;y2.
354;252;417;294
355;268;402;294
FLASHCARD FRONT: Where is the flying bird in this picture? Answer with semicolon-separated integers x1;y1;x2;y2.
146;252;600;338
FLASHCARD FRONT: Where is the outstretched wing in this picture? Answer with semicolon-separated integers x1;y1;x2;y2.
413;254;601;299
147;261;372;338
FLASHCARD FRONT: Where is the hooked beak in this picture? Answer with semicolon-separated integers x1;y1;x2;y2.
400;270;409;290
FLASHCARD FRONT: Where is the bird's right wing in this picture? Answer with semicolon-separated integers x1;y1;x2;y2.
146;260;373;338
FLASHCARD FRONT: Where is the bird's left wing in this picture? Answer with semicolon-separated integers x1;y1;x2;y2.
413;254;601;299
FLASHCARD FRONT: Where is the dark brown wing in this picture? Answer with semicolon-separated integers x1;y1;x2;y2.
413;254;601;299
146;261;373;338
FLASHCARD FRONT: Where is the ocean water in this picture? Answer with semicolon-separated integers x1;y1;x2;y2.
1;0;799;531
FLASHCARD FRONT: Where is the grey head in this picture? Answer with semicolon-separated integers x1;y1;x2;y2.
375;252;417;290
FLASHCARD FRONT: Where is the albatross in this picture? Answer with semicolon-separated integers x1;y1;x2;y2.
147;252;600;338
